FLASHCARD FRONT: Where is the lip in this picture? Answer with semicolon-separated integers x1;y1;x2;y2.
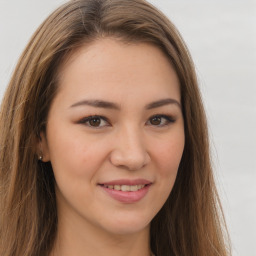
99;179;151;186
98;179;152;203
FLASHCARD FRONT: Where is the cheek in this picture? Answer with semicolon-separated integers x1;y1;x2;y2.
148;133;184;214
46;125;109;179
46;128;108;205
152;135;184;178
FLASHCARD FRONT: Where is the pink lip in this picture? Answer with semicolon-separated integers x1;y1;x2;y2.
98;179;152;204
100;179;151;186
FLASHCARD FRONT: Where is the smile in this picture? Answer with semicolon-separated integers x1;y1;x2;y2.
99;179;152;203
103;184;146;191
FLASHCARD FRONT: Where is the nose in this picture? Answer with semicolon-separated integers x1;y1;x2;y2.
109;125;150;171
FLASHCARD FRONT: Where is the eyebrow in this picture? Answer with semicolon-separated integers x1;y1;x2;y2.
70;99;120;109
145;98;181;109
70;98;181;110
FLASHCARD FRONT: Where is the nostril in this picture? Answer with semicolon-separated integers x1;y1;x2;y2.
109;149;150;171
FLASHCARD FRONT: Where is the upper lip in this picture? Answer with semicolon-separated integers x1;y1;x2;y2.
99;179;152;186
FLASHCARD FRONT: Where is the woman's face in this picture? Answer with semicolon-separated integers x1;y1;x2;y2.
40;38;184;236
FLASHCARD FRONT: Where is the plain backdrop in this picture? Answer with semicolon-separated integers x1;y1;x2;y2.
0;0;255;255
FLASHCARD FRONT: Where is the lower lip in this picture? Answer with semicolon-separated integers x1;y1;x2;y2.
100;185;151;203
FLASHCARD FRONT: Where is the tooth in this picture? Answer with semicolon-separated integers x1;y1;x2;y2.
121;185;129;191
107;184;146;191
114;185;121;190
130;185;138;191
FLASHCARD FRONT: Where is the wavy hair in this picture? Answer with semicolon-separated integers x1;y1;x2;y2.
0;0;230;255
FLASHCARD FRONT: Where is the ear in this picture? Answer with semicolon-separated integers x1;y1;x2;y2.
37;131;51;162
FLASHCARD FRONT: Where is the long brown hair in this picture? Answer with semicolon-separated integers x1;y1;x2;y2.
0;0;230;255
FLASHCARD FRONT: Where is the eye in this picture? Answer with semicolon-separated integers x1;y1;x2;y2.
147;114;175;127
78;115;110;128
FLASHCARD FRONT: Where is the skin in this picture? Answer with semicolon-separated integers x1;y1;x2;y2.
40;38;185;256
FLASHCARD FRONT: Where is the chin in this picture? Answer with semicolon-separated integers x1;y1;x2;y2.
101;215;151;236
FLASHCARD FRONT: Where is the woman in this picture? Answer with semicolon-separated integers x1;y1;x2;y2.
0;0;230;255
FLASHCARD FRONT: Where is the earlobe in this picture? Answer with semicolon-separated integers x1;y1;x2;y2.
37;131;50;162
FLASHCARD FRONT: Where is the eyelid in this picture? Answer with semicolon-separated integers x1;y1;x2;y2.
78;115;110;128
146;114;176;127
77;114;176;128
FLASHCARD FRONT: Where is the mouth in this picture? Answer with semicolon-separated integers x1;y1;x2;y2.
98;179;152;203
100;184;148;192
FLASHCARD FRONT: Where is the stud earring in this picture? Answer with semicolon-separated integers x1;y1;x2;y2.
38;155;43;161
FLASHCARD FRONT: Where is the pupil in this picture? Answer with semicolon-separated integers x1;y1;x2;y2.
89;118;100;126
151;117;161;125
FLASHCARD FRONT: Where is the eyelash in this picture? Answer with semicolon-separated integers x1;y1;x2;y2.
146;114;175;127
78;114;176;129
78;115;110;128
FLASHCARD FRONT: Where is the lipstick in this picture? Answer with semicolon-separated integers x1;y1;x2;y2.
99;179;152;203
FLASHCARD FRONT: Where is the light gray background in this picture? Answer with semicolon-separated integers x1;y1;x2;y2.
0;1;255;255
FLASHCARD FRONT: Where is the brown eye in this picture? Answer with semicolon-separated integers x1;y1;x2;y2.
147;115;175;127
79;115;109;128
150;116;162;125
89;117;101;127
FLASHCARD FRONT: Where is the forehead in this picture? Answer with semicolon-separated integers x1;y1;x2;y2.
55;38;181;107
